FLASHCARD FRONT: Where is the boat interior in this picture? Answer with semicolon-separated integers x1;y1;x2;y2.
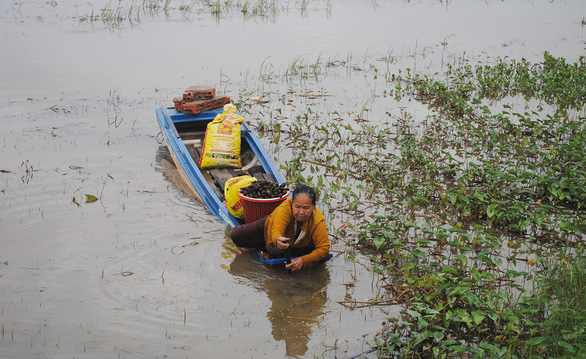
175;121;277;202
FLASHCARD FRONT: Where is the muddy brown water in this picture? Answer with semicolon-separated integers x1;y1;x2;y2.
1;0;584;358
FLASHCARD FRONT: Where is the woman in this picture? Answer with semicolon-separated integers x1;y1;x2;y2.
230;185;330;272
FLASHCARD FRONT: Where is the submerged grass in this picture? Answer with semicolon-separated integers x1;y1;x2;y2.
80;0;329;27
533;254;586;357
251;52;586;358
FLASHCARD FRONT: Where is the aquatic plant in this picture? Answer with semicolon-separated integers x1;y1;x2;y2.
240;0;249;13
529;252;586;357
19;160;34;184
78;0;337;29
209;0;222;15
71;173;115;205
253;52;586;358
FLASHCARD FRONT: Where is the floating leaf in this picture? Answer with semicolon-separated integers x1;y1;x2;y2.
473;311;485;325
442;265;458;275
373;236;385;249
85;194;99;203
411;249;426;259
406;309;421;318
402;261;417;271
557;341;575;352
529;336;545;345
433;331;444;342
373;265;384;275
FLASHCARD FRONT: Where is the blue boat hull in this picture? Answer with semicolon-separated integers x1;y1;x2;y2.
156;107;285;227
254;250;333;266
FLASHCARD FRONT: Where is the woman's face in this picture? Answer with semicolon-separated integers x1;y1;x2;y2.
292;194;314;222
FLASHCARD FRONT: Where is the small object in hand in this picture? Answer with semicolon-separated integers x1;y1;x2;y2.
285;249;293;275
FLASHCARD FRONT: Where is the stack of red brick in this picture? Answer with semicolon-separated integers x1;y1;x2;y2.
173;86;231;114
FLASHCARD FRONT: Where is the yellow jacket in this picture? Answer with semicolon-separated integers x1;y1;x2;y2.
264;198;330;267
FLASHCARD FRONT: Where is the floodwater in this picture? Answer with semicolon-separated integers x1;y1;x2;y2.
0;0;583;358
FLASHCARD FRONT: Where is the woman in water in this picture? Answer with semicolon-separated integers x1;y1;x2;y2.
230;185;330;272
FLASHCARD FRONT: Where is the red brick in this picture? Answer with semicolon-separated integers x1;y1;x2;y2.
173;97;183;112
183;86;216;102
182;101;205;114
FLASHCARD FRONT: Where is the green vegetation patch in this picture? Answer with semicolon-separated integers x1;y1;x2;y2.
254;52;586;358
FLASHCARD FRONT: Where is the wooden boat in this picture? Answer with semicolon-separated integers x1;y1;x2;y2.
156;106;285;228
156;104;332;266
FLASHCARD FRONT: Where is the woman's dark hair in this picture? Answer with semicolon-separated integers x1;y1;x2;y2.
292;185;317;205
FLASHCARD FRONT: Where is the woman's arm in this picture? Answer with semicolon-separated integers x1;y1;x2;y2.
299;219;330;267
265;200;293;246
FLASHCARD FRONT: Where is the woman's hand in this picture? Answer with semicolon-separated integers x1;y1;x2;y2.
285;257;303;272
276;237;290;250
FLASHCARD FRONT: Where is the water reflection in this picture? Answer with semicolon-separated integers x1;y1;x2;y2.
155;145;201;199
158;132;331;357
228;249;330;357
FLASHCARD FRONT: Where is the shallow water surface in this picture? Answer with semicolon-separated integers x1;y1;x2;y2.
1;0;584;357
